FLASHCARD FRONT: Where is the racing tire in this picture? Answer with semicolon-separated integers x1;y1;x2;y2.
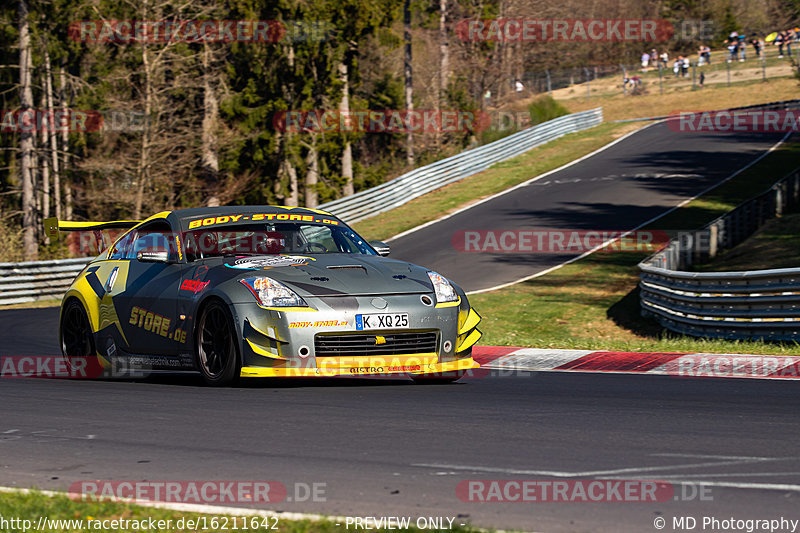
60;299;96;375
196;300;241;386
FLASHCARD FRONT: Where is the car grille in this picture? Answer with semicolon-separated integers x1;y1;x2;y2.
315;331;438;357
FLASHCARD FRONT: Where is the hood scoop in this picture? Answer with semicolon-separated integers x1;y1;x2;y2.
327;265;367;273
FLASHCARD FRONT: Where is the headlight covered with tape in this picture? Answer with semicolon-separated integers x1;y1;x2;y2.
239;277;307;308
427;271;458;303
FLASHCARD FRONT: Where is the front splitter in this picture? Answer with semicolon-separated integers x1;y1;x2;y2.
240;357;479;378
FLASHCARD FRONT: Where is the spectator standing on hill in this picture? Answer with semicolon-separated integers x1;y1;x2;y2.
728;31;739;61
776;31;785;58
738;33;747;60
641;51;650;70
681;56;689;77
788;29;795;57
659;51;669;68
697;45;712;65
697;45;705;65
750;34;762;58
727;39;738;61
672;57;681;76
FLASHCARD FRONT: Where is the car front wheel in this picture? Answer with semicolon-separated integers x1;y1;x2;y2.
196;300;241;386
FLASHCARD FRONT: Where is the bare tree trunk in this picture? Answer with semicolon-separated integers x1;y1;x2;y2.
201;41;220;207
404;0;414;166
496;0;508;100
338;61;354;196
39;89;50;221
439;0;449;106
437;0;449;147
277;43;299;207
29;48;38;224
280;158;299;206
134;43;152;219
304;139;318;208
18;0;37;260
59;63;73;220
45;49;61;219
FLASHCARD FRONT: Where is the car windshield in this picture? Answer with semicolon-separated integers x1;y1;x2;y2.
182;222;376;261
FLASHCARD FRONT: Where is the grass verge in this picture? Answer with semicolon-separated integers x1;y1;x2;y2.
0;299;61;310
0;489;482;533
353;121;644;242
561;76;800;122
693;210;800;271
469;137;800;355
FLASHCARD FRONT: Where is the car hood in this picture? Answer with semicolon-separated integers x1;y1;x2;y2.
203;254;436;297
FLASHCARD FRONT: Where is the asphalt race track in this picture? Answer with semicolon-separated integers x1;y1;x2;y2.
2;308;800;532
2;127;799;532
389;123;789;292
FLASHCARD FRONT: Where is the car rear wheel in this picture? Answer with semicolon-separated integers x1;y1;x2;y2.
196;300;241;386
60;299;96;373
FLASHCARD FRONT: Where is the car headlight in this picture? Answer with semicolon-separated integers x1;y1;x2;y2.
240;277;307;308
427;271;458;303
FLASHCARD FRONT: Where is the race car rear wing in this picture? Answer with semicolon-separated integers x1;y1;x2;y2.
43;217;141;240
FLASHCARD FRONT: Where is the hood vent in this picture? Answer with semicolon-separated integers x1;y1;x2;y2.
327;265;367;273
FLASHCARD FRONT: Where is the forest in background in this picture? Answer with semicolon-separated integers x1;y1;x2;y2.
2;0;799;260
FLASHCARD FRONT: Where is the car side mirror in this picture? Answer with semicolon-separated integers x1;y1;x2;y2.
137;250;171;263
370;241;390;257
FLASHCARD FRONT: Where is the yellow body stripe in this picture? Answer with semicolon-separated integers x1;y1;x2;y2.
435;296;461;308
456;328;482;353
246;339;288;360
459;308;482;335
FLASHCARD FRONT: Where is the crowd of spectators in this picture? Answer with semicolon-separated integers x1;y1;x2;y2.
725;29;799;61
634;28;798;81
626;28;798;94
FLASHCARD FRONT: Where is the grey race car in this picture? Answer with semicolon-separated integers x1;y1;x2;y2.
52;206;482;385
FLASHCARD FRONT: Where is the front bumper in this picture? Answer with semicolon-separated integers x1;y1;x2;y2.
232;293;482;378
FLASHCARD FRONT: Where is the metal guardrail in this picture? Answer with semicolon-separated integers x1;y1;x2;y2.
319;108;603;224
0;257;90;306
639;169;800;342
